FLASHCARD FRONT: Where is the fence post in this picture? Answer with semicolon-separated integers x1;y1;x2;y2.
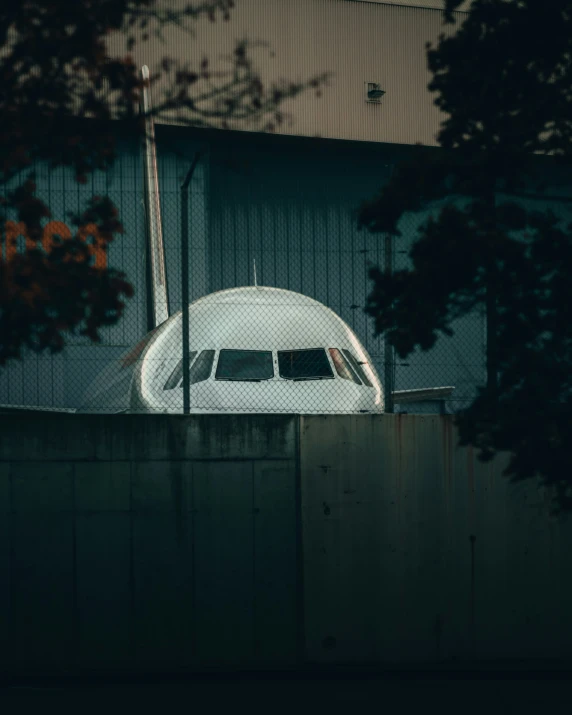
384;232;395;413
180;153;202;415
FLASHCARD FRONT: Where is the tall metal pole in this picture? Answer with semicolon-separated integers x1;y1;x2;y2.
141;65;169;328
384;233;395;413
180;153;202;415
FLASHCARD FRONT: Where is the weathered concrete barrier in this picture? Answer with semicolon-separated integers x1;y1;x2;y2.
1;413;570;675
0;413;299;674
301;415;572;665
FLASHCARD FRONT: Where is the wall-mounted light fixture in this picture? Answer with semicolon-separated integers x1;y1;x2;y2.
366;82;386;103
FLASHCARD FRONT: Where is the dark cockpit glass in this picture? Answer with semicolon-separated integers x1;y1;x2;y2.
342;349;373;387
278;349;334;380
215;350;274;381
164;351;197;390
163;349;214;389
328;348;362;384
190;350;215;384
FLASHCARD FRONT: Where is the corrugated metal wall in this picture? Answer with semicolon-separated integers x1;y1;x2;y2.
3;123;571;412
0;133;211;410
208;136;390;364
108;0;466;145
0;139;149;408
0;127;490;411
206;130;489;408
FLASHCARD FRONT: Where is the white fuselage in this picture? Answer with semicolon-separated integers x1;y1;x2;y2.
81;286;384;414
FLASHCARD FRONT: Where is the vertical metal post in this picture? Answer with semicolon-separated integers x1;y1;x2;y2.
180;153;202;415
384;233;395;413
181;181;190;415
141;65;169;329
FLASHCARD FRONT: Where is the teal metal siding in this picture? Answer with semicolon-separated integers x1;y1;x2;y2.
2;127;570;412
0;140;149;407
208;137;392;377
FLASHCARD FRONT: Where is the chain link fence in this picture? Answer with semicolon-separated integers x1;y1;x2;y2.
6;132;567;416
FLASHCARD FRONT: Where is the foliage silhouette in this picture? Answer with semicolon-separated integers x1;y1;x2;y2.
0;0;327;364
359;0;572;512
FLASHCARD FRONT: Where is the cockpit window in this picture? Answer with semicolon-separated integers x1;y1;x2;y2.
190;350;215;384
342;349;373;387
163;352;197;390
215;350;274;381
329;348;362;385
164;350;214;388
278;349;334;380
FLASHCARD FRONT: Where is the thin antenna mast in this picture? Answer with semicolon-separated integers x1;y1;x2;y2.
141;65;169;328
253;258;258;287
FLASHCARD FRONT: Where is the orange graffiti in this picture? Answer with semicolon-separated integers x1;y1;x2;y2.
2;220;108;268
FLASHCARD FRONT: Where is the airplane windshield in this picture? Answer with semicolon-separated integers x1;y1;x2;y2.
163;350;214;388
215;350;274;381
329;348;362;385
164;352;197;390
190;350;215;384
278;349;334;380
342;349;373;387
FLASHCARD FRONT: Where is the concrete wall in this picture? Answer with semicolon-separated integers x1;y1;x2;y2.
0;413;299;675
1;412;571;675
301;415;572;665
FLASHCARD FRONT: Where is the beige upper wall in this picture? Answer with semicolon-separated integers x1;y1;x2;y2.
108;0;468;145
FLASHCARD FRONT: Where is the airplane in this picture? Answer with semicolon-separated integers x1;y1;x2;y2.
80;283;387;414
1;66;454;416
77;65;388;415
